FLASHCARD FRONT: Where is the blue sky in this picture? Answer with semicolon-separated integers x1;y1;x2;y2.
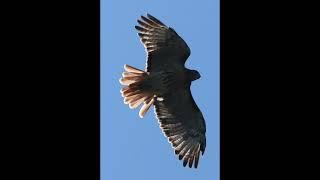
101;0;219;179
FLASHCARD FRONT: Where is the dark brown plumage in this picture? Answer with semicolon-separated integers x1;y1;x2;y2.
119;14;206;168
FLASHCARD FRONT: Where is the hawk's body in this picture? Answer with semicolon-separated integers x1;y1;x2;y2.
119;14;206;168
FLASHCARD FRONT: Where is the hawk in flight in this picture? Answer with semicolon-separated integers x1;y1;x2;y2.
119;14;206;168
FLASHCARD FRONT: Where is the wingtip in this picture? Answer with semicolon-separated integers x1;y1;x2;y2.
175;149;179;155
146;13;154;19
201;147;205;155
183;160;188;167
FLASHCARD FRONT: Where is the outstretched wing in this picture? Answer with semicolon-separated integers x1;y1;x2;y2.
135;14;191;72
154;88;206;168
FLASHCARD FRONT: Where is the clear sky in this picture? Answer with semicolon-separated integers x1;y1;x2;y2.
101;0;219;179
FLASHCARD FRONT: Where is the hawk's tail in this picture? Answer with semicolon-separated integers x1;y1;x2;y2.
119;64;154;118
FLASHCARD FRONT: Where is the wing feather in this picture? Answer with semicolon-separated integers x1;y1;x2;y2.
153;89;206;168
135;14;191;72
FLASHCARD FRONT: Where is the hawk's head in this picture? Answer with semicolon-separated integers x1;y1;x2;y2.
187;69;201;81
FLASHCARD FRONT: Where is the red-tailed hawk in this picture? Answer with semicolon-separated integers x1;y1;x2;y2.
119;14;206;168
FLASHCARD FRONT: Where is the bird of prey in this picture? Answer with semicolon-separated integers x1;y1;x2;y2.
119;14;206;168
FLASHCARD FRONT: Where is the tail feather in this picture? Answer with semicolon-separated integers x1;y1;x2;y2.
120;64;154;118
119;76;145;85
127;93;145;104
129;94;151;109
122;72;142;77
124;64;145;74
120;86;129;93
123;89;143;98
120;86;136;97
139;98;154;118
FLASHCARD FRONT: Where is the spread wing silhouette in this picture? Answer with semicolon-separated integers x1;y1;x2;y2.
120;14;206;168
154;89;206;168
